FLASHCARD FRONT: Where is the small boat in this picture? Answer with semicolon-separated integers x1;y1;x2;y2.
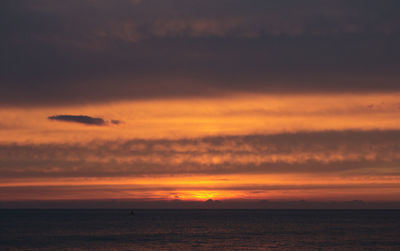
130;210;135;216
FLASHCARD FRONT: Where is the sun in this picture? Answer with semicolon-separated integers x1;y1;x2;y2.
170;190;242;201
191;191;218;200
167;191;218;201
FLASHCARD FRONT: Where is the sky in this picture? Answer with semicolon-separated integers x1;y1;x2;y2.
1;0;400;207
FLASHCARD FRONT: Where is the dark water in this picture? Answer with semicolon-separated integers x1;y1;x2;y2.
1;209;400;250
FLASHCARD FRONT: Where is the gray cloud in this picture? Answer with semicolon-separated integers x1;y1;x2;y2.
2;0;400;105
48;115;106;126
1;130;400;178
111;120;122;125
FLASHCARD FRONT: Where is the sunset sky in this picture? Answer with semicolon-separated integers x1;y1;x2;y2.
2;0;400;206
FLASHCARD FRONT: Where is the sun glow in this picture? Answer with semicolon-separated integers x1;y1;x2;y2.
2;93;400;202
2;174;400;201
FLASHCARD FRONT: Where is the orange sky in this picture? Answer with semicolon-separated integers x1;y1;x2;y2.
1;93;400;143
3;0;400;209
1;93;400;203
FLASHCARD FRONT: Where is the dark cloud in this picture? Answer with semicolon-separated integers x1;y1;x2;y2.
2;0;400;105
111;120;122;125
48;115;106;126
1;130;400;178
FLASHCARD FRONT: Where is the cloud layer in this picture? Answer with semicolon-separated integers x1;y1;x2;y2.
1;130;400;178
2;0;400;105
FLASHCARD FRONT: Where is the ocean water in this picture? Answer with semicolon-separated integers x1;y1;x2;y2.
1;209;400;250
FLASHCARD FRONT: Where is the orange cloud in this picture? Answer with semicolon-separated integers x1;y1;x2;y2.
2;93;400;202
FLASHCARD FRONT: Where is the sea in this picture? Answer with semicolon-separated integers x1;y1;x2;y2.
1;209;400;250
